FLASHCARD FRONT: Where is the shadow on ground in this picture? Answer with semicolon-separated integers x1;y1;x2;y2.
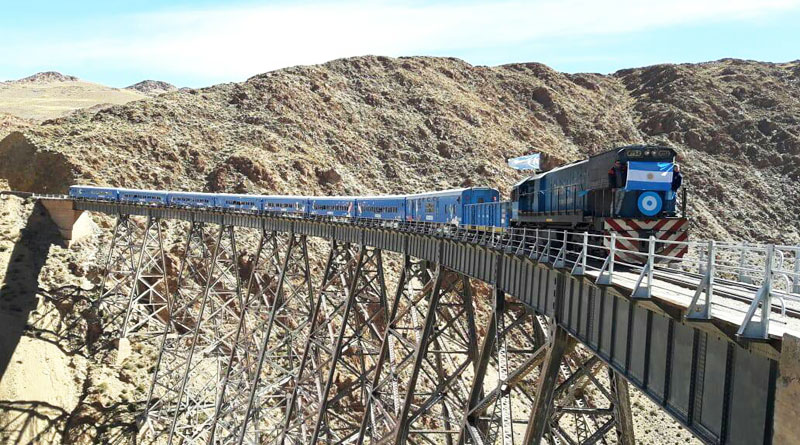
0;201;61;379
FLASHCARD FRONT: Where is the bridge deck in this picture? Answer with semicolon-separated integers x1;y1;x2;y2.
52;197;800;444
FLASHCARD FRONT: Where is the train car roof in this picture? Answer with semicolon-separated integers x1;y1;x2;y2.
405;187;497;198
514;144;676;186
514;158;588;185
169;190;216;195
256;195;311;200
214;192;261;197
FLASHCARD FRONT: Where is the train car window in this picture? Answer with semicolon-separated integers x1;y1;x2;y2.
425;202;435;213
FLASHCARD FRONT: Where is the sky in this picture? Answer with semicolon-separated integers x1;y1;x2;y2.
1;0;798;88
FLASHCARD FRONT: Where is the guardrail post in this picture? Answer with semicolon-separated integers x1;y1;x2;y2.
539;229;552;263
793;247;800;294
632;235;655;299
687;240;715;320
738;242;753;284
737;244;775;340
571;232;587;276
553;230;567;268
596;233;615;285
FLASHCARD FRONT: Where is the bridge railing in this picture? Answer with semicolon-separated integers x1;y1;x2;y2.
349;217;797;340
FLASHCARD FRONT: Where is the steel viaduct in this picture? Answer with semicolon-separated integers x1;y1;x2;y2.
33;197;800;444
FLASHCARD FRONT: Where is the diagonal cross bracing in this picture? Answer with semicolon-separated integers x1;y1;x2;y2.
158;224;243;444
233;231;315;444
117;215;171;341
142;220;216;442
96;214;144;338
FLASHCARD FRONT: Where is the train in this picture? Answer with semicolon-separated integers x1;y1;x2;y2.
68;144;688;262
68;186;505;227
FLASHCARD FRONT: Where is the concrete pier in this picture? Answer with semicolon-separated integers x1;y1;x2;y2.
40;199;92;247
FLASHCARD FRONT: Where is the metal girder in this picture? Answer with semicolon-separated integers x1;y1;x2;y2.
96;214;144;338
121;215;170;340
141;220;216;442
522;324;636;445
523;325;572;444
278;239;360;444
457;290;549;445
209;229;293;444
357;255;435;444
381;266;479;445
234;231;314;444
308;245;389;443
161;224;243;444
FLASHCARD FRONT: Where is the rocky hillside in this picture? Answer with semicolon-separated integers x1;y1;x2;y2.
1;57;797;242
125;80;178;96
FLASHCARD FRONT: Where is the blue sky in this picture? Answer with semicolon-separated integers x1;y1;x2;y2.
1;0;798;88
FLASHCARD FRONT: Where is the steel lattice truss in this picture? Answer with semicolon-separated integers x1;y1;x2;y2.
96;214;144;337
93;218;637;445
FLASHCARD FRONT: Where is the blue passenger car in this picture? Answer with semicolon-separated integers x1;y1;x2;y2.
465;201;511;229
260;196;309;215
119;188;168;205
68;185;118;201
310;197;356;217
168;191;216;209
406;188;500;225
356;196;406;221
215;194;262;212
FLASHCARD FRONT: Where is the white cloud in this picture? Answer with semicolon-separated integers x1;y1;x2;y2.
3;0;799;83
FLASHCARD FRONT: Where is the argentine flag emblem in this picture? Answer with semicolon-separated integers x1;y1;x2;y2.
625;161;673;191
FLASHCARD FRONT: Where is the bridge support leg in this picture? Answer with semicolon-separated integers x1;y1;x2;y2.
610;370;635;445
209;228;294;443
141;220;215;441
162;224;242;444
96;214;143;339
234;231;313;444
120;215;170;341
456;289;549;445
356;255;435;443
522;325;573;445
279;239;360;443
309;245;389;443
390;267;478;445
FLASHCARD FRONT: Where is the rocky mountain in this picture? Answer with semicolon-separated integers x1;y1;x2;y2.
125;80;178;96
0;56;798;242
8;71;79;84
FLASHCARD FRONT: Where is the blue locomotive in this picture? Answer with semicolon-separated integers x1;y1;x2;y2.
510;145;688;262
